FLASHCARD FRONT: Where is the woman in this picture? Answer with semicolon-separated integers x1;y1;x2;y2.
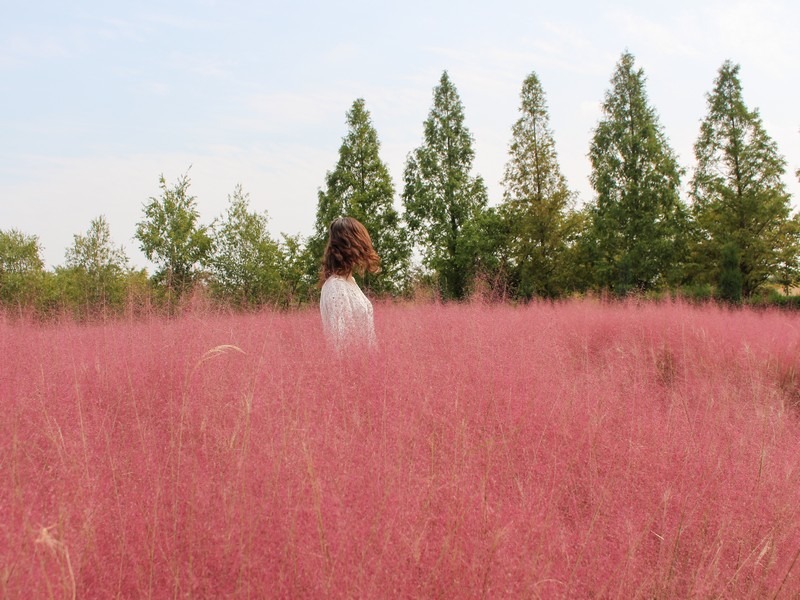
319;217;380;351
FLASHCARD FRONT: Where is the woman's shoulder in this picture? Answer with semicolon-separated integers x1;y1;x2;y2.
321;275;352;295
323;274;353;286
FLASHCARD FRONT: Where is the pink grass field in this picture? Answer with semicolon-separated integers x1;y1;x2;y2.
2;300;800;599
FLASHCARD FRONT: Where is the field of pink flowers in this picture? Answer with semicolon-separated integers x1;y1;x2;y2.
2;299;800;598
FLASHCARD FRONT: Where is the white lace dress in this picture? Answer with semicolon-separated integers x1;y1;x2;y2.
320;275;377;351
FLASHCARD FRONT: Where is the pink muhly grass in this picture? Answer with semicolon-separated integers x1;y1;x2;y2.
0;299;799;598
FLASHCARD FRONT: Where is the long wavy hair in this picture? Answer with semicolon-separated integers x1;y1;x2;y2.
321;217;380;283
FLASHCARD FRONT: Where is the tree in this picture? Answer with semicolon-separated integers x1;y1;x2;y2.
459;206;513;299
691;61;798;298
62;215;129;309
773;221;800;295
208;184;282;307
0;229;44;308
277;233;315;307
587;52;689;294
402;71;488;300
65;215;128;274
135;171;212;301
717;241;743;303
0;229;43;274
309;98;409;295
501;71;580;299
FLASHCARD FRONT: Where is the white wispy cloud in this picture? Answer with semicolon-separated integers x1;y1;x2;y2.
706;0;799;74
0;32;78;68
166;52;239;79
609;8;701;58
232;89;355;133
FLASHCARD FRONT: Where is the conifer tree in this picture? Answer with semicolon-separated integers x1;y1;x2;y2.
501;71;578;299
309;98;409;295
587;52;688;294
402;71;488;300
691;61;799;298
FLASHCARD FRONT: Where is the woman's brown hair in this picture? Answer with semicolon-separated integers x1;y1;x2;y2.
321;217;380;283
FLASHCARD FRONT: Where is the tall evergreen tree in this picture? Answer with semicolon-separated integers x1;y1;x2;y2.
310;98;409;295
501;71;579;299
402;71;488;300
691;60;799;298
588;52;688;294
208;185;282;307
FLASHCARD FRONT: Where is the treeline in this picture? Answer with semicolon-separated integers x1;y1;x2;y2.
2;53;799;317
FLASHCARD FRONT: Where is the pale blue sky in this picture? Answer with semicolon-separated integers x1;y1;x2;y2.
2;0;799;268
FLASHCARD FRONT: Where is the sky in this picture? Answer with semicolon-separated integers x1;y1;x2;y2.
2;0;799;269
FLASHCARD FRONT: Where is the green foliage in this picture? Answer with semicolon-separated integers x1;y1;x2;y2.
501;72;580;299
208;185;282;308
0;229;45;309
0;229;43;274
277;233;316;307
50;267;149;318
691;61;797;298
403;71;488;300
774;215;800;295
63;215;130;309
748;290;800;310
460;206;513;299
676;282;714;303
587;52;689;295
65;215;128;274
0;224;146;318
310;98;410;294
560;207;594;293
717;242;743;303
135;171;212;301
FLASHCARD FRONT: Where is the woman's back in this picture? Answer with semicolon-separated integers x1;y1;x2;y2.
320;274;376;351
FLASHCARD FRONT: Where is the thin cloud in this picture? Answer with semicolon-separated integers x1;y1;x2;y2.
609;9;701;58
89;16;151;43
167;52;239;79
707;0;798;74
233;90;354;133
322;42;362;65
0;32;76;68
139;11;222;32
